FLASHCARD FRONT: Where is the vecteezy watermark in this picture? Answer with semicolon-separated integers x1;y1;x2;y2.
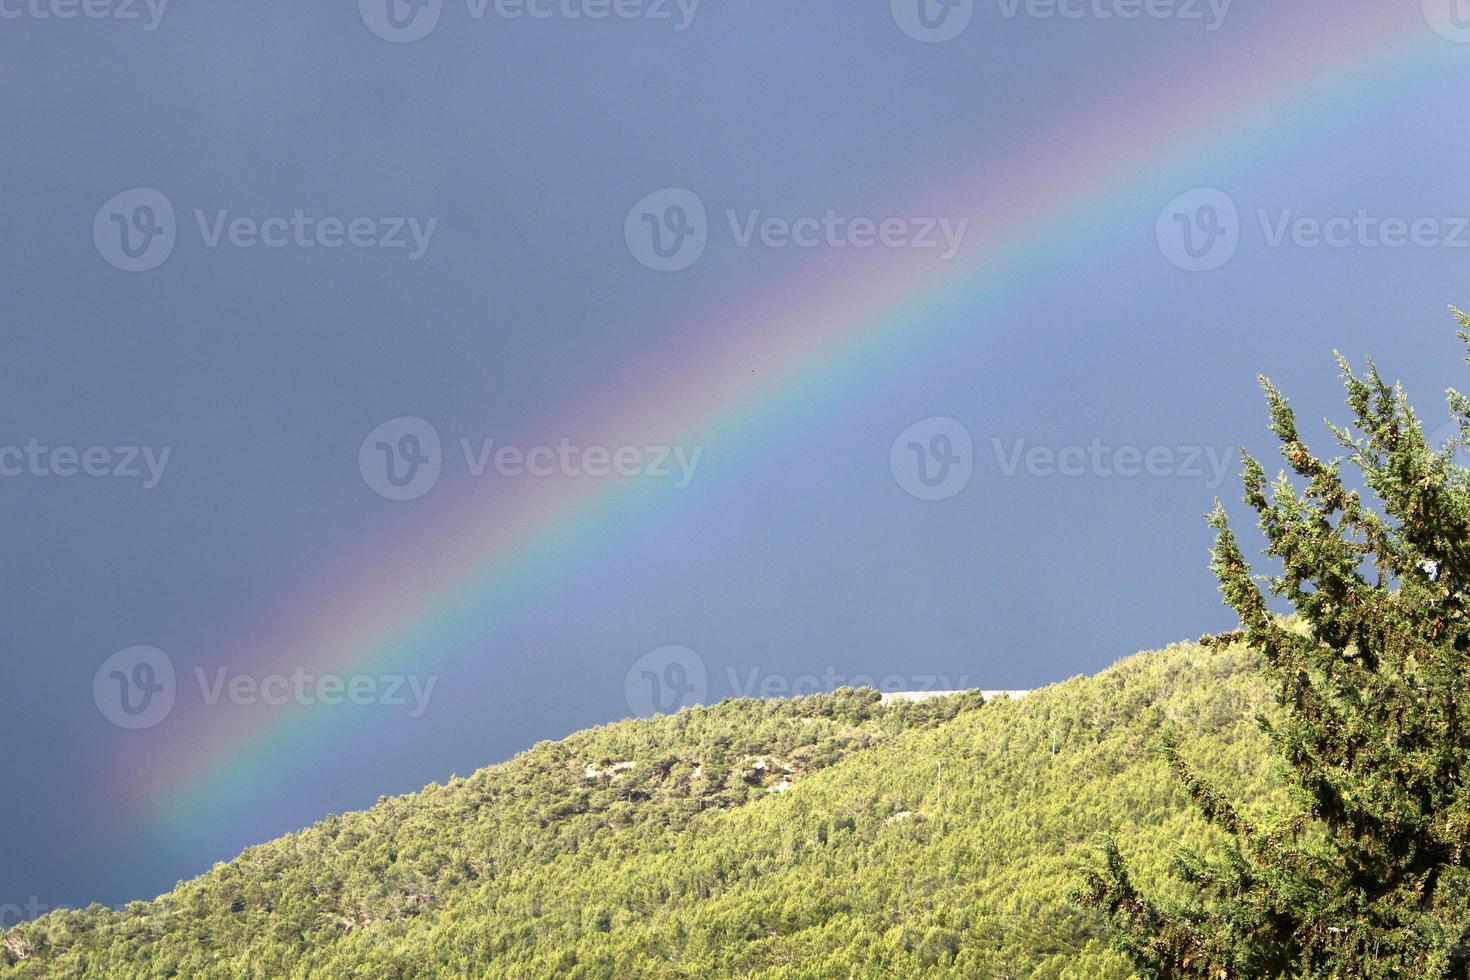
1423;0;1470;43
723;666;974;699
458;437;702;487
890;417;974;501
991;437;1238;488
358;417;444;501
0;439;171;488
359;0;442;42
1158;187;1470;272
470;0;699;29
1256;210;1470;251
890;0;974;42
194;667;437;718
624;645;708;715
624;187;971;272
892;0;1229;42
359;416;704;501
359;0;699;43
93;188;438;273
0;0;169;30
93;646;177;730
92;188;176;273
1156;188;1240;272
622;645;972;715
0;898;62;930
994;0;1230;30
93;646;438;729
624;189;708;272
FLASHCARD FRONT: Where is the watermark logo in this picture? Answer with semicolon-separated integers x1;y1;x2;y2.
1161;188;1470;271
459;436;702;486
726;665;973;698
94;646;176;730
0;440;171;488
625;645;707;715
360;416;443;501
0;898;56;930
93;645;438;727
1157;187;1239;272
991;437;1237;488
94;190;438;272
625;188;708;272
1257;210;1470;251
891;416;974;501
626;188;970;272
473;0;700;29
0;0;169;29
191;210;437;258
360;0;699;39
195;667;436;717
360;0;442;42
93;188;176;273
726;209;968;259
1424;0;1470;42
359;418;704;499
891;0;973;42
995;0;1230;30
622;646;977;713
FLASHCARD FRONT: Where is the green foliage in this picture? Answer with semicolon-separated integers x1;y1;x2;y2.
1080;313;1470;977
1;643;1282;978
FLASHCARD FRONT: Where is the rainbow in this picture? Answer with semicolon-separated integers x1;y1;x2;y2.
128;4;1450;850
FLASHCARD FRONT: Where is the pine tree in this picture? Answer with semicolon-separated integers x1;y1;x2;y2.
1079;311;1470;977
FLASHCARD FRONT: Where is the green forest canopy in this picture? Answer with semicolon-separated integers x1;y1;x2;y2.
4;637;1282;978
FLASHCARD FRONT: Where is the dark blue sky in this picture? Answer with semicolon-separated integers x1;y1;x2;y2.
2;0;1468;920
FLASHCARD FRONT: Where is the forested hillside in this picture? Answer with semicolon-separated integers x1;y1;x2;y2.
3;638;1281;978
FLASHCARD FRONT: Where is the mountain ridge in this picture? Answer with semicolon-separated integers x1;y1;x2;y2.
3;638;1278;978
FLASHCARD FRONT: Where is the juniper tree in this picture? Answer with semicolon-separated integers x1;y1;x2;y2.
1079;311;1470;978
